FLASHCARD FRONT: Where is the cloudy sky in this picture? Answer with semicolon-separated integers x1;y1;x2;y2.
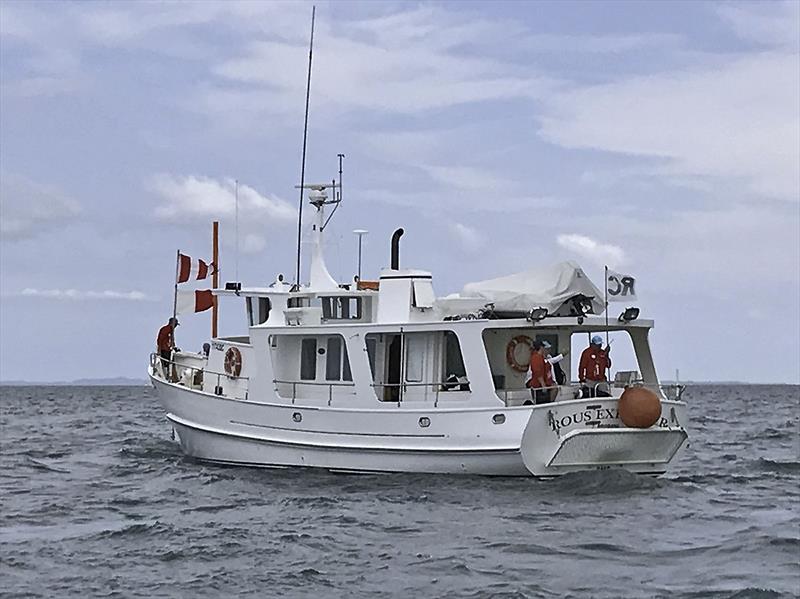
1;0;798;383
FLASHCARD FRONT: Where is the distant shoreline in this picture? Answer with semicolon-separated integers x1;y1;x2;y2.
0;378;150;387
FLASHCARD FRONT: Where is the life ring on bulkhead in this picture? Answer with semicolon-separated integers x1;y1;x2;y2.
506;335;533;372
224;347;242;378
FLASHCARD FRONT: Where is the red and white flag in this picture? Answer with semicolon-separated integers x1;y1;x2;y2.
176;289;215;314
177;253;213;283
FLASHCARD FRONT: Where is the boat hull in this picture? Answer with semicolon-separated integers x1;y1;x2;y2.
150;375;688;477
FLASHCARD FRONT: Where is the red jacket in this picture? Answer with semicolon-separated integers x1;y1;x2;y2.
530;352;554;388
579;346;611;382
157;324;174;352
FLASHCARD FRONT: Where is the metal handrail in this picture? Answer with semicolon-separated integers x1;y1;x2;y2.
150;352;249;400
498;381;684;406
370;379;472;407
272;378;356;406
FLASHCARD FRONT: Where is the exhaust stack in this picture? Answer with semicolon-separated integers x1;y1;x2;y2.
390;228;404;270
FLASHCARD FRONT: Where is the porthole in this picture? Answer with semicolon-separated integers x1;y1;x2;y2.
418;417;431;428
292;412;302;423
492;414;506;425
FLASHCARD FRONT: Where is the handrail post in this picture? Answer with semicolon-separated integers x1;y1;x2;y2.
328;384;333;406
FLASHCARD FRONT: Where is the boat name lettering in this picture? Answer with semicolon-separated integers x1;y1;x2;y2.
212;342;225;351
549;408;618;432
551;408;670;432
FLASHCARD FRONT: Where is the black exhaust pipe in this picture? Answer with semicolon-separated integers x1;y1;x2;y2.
390;228;404;270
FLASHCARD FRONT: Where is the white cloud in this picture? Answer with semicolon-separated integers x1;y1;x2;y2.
448;222;484;253
422;165;509;193
0;173;81;241
538;5;800;203
14;288;155;301
716;1;800;50
556;234;625;268
149;174;294;223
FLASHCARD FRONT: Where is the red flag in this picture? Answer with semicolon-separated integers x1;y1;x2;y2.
176;289;215;314
177;253;213;283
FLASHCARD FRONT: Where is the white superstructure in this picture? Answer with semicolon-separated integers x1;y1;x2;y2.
148;177;688;477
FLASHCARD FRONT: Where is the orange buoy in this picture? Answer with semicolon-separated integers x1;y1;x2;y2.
618;386;662;428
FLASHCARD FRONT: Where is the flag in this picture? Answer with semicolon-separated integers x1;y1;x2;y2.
606;269;637;302
177;253;213;283
176;289;215;314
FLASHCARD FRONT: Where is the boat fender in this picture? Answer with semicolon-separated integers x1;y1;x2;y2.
224;347;243;378
618;386;661;428
506;335;533;372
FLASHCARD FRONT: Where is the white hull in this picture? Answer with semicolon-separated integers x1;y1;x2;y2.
151;375;688;477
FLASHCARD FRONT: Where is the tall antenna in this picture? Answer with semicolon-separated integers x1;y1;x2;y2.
234;179;239;282
294;5;316;287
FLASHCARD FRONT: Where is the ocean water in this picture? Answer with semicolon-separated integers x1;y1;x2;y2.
1;384;798;599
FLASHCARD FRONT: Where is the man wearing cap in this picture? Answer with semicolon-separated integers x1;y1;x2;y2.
157;317;179;380
579;335;612;397
528;340;555;404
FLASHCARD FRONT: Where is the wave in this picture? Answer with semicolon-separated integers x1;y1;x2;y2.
754;458;800;474
92;520;174;540
22;456;70;473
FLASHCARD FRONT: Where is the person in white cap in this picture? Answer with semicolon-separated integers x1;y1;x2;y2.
578;334;611;397
525;340;569;404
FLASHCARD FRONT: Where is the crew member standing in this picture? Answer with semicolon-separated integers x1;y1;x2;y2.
157;317;179;379
578;335;611;397
529;340;556;405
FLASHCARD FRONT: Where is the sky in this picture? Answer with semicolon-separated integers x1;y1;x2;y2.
0;0;798;384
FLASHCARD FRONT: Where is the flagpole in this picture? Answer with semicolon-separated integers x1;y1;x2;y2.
234;179;239;283
604;265;610;380
212;221;219;339
172;249;180;323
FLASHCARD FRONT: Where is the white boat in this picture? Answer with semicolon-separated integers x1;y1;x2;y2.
148;178;688;477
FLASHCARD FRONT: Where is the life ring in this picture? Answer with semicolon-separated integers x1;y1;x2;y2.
224;347;242;377
506;335;533;372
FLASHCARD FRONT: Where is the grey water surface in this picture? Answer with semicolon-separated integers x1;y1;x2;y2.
1;385;798;598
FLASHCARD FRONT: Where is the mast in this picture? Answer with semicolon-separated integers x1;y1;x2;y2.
172;249;180;322
294;5;316;287
212;221;219;338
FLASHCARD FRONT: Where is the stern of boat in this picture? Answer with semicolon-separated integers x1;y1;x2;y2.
520;396;688;476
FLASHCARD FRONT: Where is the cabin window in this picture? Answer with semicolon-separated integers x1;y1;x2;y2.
366;337;377;376
288;297;311;309
246;298;254;326
405;335;425;382
300;338;317;380
324;336;352;382
322;297;362;320
258;298;271;324
326;337;341;381
443;332;467;380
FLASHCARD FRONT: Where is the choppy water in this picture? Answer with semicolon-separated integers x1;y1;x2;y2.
1;385;798;598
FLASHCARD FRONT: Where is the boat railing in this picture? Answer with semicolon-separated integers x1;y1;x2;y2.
498;381;685;406
150;352;249;400
273;379;356;406
371;380;472;407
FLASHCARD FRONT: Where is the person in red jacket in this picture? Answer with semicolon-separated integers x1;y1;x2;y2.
156;317;179;379
579;335;611;397
529;340;555;405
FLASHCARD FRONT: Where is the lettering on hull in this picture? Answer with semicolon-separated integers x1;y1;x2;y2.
549;407;669;433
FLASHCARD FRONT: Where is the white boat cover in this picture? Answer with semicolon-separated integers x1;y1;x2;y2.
436;261;605;316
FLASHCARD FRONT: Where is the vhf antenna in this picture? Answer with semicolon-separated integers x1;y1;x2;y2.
294;5;316;287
